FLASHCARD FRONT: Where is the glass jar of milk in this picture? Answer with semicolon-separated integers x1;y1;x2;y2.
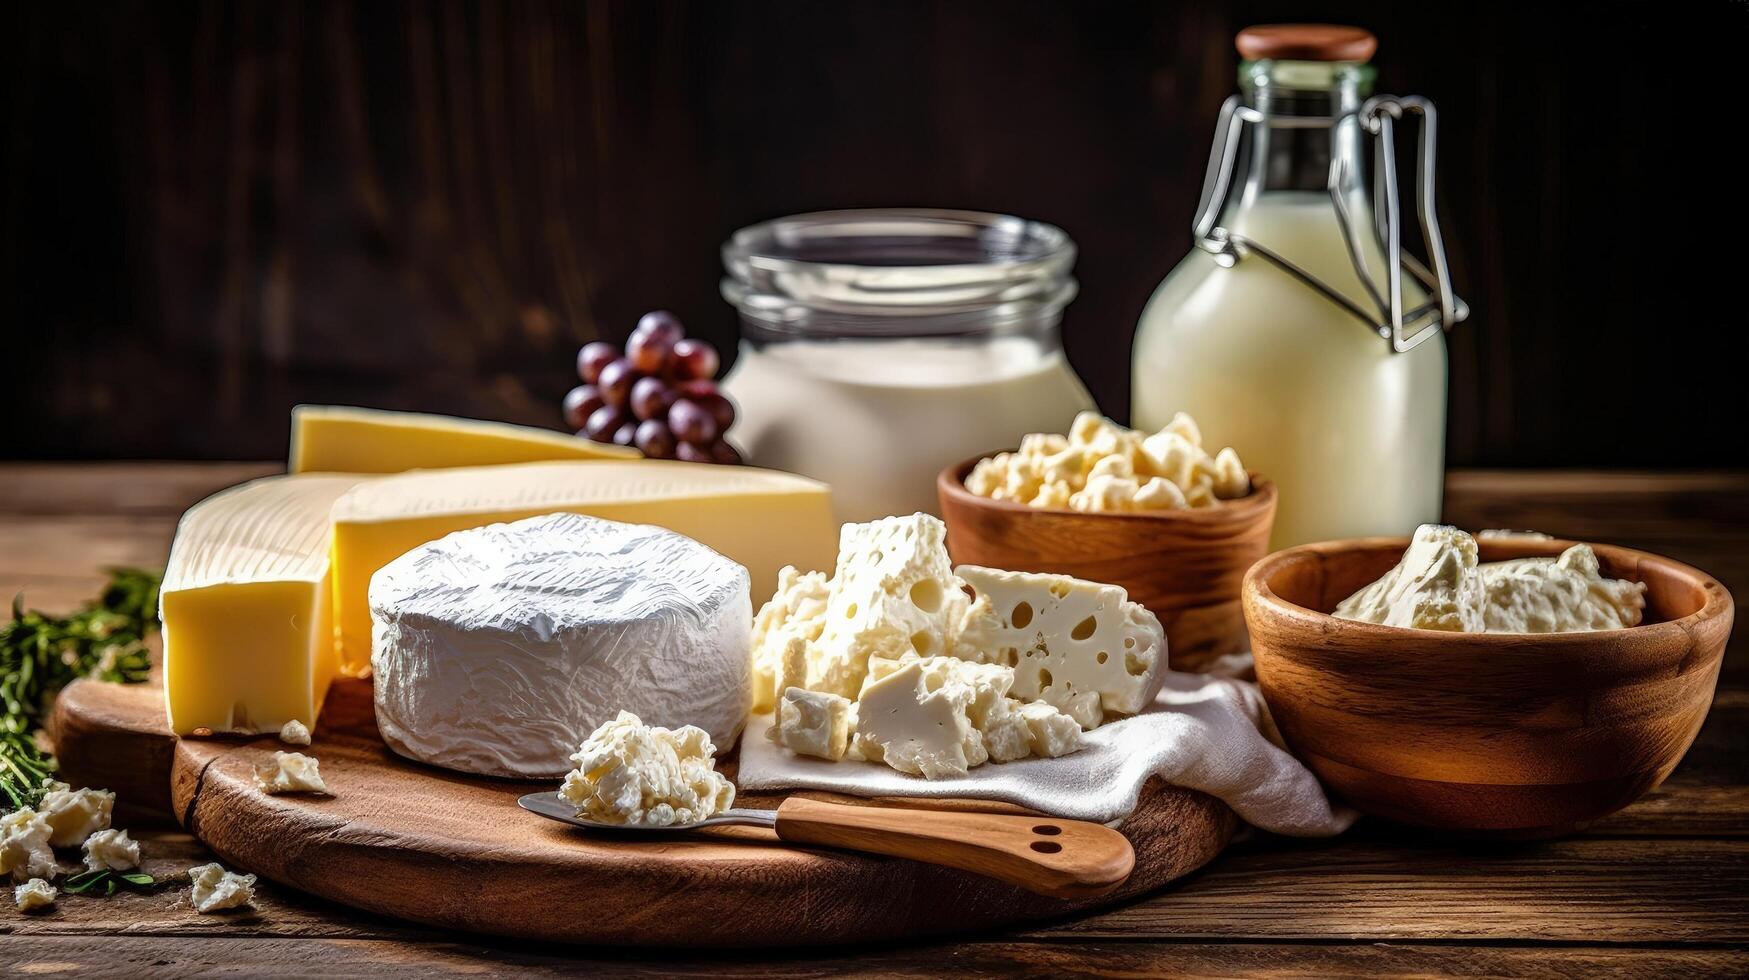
722;209;1095;522
1133;26;1466;549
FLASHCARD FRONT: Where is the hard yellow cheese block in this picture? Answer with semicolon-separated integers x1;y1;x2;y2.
160;473;363;734
289;405;638;473
329;460;838;675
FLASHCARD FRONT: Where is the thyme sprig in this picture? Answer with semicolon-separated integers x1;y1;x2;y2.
62;868;158;896
1;568;159;810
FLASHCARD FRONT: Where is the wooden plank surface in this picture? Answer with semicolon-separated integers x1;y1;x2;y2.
1;463;1744;976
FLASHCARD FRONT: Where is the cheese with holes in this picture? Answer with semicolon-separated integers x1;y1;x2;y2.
161;474;361;734
331;460;834;674
558;711;736;826
289;404;637;474
1333;524;1486;631
371;513;752;777
802;514;967;700
852;657;1081;779
952;566;1168;729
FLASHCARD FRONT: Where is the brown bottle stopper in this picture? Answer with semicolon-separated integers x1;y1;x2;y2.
1235;24;1378;62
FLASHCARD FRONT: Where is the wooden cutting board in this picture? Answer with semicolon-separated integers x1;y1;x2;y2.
50;677;1237;947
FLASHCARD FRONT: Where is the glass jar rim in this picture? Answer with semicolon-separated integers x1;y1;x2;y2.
721;208;1078;337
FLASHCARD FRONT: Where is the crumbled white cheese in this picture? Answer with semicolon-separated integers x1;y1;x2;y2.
853;658;1082;780
0;808;56;883
13;877;56;911
253;751;328;795
278;720;312;745
1481;544;1646;633
36;781;115;847
190;862;256;913
558;711;734;827
772;687;855;761
1335;526;1647;634
82;828;141;872
749;565;832;711
1333;524;1486;631
964;411;1247;512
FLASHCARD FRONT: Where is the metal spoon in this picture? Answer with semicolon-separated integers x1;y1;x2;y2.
520;792;1134;899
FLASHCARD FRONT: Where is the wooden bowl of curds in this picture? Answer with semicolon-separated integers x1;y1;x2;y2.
937;456;1276;672
1242;535;1735;837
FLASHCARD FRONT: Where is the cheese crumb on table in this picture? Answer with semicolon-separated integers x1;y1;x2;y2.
558;711;735;827
82;828;141;872
253;751;329;795
964;411;1248;513
35;781;114;847
1334;525;1647;633
13;877;56;911
190;862;257;913
0;808;57;883
278;719;312;745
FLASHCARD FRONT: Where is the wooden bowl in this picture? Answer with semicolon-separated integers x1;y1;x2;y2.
1242;536;1735;836
937;456;1276;672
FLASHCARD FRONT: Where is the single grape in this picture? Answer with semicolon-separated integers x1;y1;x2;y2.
708;440;742;465
595;358;638;408
689;391;735;432
635;310;685;340
674;441;713;464
634;419;676;459
626;327;677;375
669;338;720;381
629;376;675;422
667;399;720;447
612;421;639;447
577;342;619;384
562;385;604;430
675;379;718;400
584;404;628;442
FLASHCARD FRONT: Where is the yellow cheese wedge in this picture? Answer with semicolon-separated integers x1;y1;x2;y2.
329;460;837;675
160;473;363;735
289;405;638;473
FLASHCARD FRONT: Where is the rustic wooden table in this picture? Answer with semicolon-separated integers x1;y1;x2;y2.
2;463;1744;977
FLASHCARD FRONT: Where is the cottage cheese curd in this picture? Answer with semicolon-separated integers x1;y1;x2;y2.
1335;525;1647;634
190;862;257;913
14;877;56;910
964;411;1248;513
558;711;735;827
82;828;141;872
254;751;329;795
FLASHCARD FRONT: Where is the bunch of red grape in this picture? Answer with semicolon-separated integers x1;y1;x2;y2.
563;311;740;464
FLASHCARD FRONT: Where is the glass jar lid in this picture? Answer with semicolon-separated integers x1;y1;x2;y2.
721;209;1078;337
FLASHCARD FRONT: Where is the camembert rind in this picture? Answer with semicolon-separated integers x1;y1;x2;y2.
161;474;360;734
289;404;637;474
331;460;836;674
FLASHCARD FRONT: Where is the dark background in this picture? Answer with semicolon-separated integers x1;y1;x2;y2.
4;0;1746;465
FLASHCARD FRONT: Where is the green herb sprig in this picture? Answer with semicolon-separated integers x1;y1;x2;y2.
1;568;160;810
62;868;158;897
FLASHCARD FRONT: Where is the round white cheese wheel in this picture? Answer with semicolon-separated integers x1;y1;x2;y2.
369;512;752;777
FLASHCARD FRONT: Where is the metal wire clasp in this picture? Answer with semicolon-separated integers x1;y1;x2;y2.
1191;94;1469;353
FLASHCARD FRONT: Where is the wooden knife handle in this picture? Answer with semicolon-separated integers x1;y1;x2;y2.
773;797;1135;899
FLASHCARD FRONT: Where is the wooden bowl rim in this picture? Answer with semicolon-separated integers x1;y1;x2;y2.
937;453;1277;526
1243;535;1735;646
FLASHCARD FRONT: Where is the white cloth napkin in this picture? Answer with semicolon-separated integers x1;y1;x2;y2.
738;656;1356;836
